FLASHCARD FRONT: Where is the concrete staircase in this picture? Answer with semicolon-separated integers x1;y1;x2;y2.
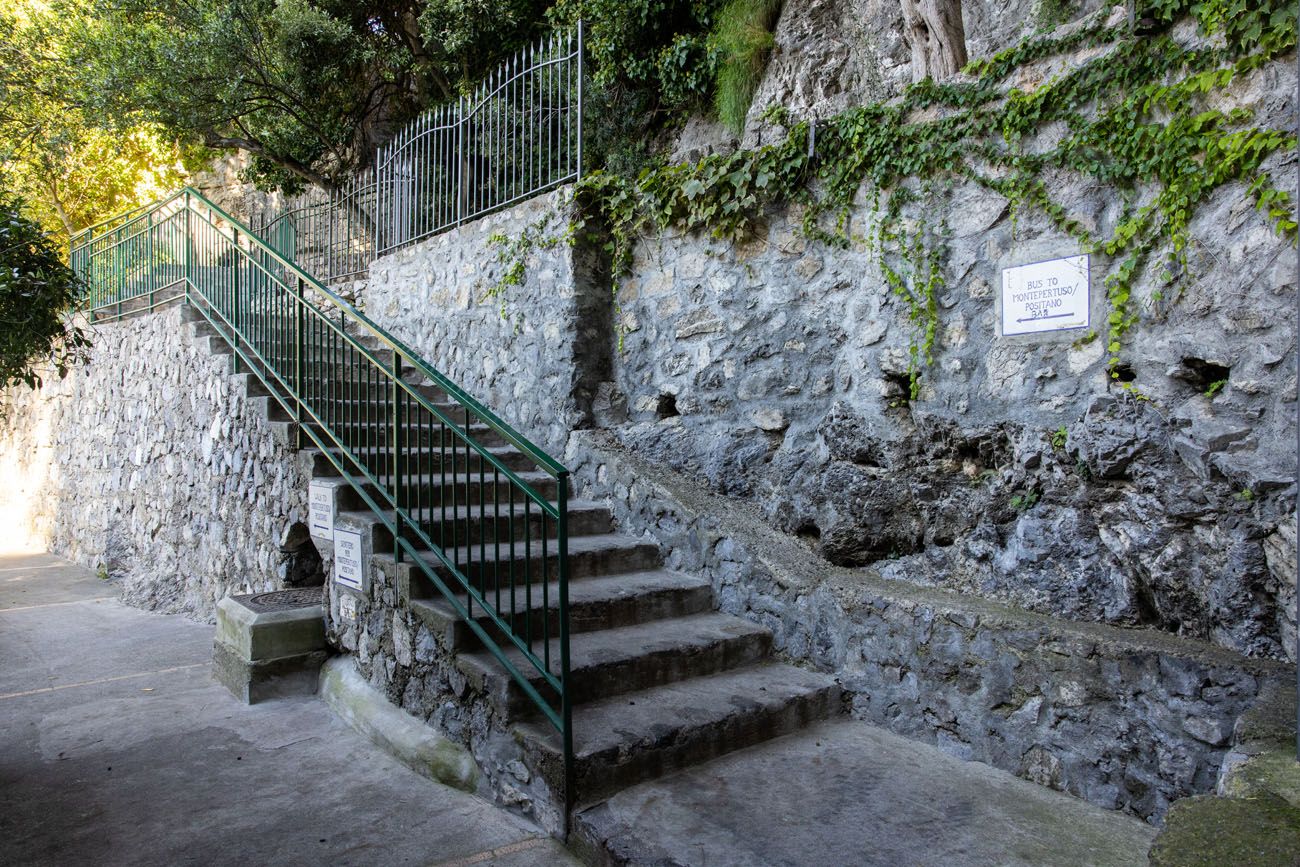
184;304;842;814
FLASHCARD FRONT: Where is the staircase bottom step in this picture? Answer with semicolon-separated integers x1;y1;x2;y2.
572;719;1157;867
520;663;840;806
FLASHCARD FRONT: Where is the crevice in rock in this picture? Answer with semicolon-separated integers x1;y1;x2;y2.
795;521;822;542
883;371;913;405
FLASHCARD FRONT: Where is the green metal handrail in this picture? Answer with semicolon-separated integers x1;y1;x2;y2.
70;187;575;813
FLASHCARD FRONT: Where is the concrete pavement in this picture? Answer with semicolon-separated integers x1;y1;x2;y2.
0;551;579;867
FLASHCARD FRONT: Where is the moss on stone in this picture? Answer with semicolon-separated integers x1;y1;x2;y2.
1149;792;1300;867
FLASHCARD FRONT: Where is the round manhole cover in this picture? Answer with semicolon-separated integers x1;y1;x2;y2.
243;588;325;612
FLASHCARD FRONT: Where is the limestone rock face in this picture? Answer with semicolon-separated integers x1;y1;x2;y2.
602;22;1299;660
723;0;1112;149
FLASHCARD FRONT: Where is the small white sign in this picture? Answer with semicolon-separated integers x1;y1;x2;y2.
1001;255;1090;336
309;482;335;540
333;529;366;591
338;592;358;622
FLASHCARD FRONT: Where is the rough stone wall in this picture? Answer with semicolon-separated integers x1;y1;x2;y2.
361;188;610;456
0;304;312;619
604;35;1298;662
565;429;1293;822
345;24;1297;666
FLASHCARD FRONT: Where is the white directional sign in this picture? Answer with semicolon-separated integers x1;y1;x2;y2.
308;481;335;540
1000;255;1090;337
333;529;366;591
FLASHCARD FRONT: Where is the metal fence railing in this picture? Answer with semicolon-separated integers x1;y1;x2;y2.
252;24;583;285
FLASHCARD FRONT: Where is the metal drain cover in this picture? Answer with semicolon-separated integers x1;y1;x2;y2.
240;588;325;612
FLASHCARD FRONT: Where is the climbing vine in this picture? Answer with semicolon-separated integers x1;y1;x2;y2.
509;0;1298;396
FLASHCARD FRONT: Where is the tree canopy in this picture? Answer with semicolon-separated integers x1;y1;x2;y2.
3;0;777;233
0;1;192;240
72;0;551;191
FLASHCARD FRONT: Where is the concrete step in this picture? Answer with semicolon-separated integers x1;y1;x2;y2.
410;570;715;648
571;720;1157;867
247;394;293;423
333;499;615;553
303;420;509;449
232;372;272;398
521;663;841;806
459;612;773;719
337;471;562;510
307;443;537;476
255;349;399;373
302;397;461;418
403;533;663;589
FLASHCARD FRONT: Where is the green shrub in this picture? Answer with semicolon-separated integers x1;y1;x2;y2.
711;0;783;133
0;197;90;389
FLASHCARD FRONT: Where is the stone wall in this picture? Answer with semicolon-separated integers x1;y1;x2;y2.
0;304;313;619
361;188;609;456
604;43;1298;662
564;429;1293;822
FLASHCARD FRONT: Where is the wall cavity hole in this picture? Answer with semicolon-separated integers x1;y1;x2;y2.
1111;364;1137;384
280;521;325;587
883;372;913;405
655;393;679;420
1176;357;1230;394
796;522;822;542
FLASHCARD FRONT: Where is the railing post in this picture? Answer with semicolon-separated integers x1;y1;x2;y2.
575;20;584;182
294;275;305;451
184;192;192;303
147;210;156;308
456;95;466;225
232;227;242;375
556;469;573;828
392;351;404;565
86;232;95;322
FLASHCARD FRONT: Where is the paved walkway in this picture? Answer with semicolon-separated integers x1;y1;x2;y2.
0;551;578;867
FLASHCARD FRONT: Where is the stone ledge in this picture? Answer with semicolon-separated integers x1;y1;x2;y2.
318;656;480;793
568;429;1291;675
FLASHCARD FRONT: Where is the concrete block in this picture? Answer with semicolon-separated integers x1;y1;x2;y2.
213;641;328;704
213;590;329;704
216;594;326;661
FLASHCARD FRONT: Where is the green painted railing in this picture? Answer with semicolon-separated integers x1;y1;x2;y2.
70;187;575;812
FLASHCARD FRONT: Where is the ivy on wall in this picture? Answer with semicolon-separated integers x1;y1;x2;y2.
550;0;1298;397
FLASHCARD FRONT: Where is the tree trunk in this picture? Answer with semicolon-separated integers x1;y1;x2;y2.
900;0;968;82
44;179;74;238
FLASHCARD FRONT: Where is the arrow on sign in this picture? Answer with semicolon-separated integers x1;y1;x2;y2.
1016;313;1077;323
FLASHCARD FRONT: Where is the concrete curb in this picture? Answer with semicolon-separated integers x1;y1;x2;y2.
319;655;480;793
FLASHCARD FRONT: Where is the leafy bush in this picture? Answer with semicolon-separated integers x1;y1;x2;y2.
549;0;723;173
0;198;90;389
